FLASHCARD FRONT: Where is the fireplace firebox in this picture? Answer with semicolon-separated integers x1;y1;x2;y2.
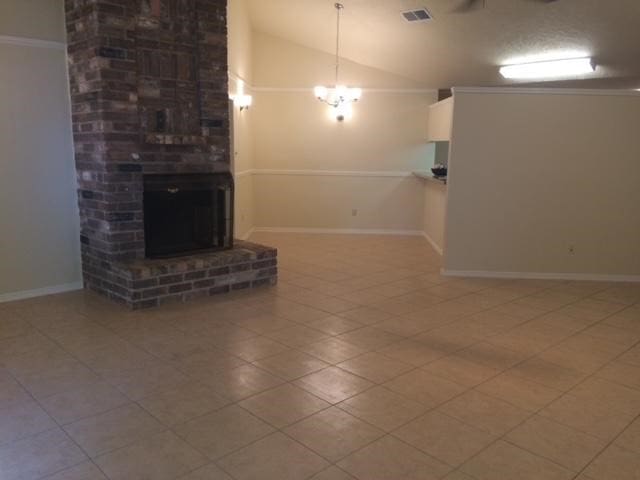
143;173;233;258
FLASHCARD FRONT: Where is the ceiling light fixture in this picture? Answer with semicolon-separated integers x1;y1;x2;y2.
499;56;596;80
314;3;362;122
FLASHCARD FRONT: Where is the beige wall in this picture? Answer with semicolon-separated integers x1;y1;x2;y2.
250;31;435;233
422;180;447;254
228;0;255;238
0;1;82;300
445;89;640;278
0;1;65;42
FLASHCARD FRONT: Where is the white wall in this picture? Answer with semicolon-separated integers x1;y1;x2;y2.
0;1;81;301
250;31;436;233
444;88;640;279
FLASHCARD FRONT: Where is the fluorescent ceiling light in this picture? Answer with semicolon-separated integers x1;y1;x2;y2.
499;57;595;80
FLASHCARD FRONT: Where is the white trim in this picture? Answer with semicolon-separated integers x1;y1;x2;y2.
234;170;253;179
253;227;424;236
422;232;443;256
441;269;640;283
235;169;413;178
453;86;640;97
0;35;66;51
0;281;83;304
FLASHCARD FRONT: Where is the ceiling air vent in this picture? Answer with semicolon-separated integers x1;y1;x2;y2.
401;8;432;22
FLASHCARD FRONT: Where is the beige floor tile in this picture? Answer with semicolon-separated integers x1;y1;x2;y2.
15;359;101;400
42;461;107;479
177;463;233;479
218;432;329;480
442;472;477;480
461;440;573;480
40;381;130;425
569;377;640;416
337;307;395;326
597;361;640;391
440;390;530;436
337;352;414;383
301;338;367;364
199;364;285;400
506;415;605;471
476;372;563;412
383;369;467;407
455;342;528;371
239;384;330;428
508;357;587;391
0;370;31;410
294;367;374;403
540;394;636;441
377;339;448;366
338;386;427;431
394;411;497;467
232;313;297;334
422;355;501;387
615;417;640;453
64;403;165;457
584;445;640;480
305;316;363;336
0;400;57;446
0;428;87;480
254;350;328;380
336;327;403;351
284;407;384;462
171;349;246;380
309;466;357;480
4;235;640;480
107;363;190;401
138;381;230;426
95;430;207;480
619;345;640;367
265;324;330;347
224;336;290;361
173;404;275;459
337;435;451;480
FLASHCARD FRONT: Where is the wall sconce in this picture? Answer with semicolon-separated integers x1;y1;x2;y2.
233;94;253;111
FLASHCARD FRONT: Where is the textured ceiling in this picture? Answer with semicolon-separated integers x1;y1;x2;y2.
246;0;640;89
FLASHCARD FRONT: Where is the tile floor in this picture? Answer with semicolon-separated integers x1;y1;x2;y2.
1;233;640;480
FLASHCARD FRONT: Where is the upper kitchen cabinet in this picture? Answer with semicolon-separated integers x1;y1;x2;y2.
427;97;453;142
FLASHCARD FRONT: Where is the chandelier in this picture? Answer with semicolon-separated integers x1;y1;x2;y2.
314;3;362;121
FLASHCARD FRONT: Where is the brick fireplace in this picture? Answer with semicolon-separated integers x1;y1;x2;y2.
65;0;276;308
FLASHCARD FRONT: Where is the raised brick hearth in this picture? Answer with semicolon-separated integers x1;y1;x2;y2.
65;0;276;308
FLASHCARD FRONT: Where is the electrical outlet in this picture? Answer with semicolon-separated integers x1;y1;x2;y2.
568;245;575;255
351;209;358;216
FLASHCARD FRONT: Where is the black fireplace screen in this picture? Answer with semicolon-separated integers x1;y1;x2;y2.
143;173;233;258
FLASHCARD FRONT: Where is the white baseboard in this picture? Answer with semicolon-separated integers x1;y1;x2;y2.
0;281;84;304
251;227;424;236
421;232;443;256
441;269;640;283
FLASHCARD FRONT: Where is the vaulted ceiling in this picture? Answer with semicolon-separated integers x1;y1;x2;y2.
246;0;640;89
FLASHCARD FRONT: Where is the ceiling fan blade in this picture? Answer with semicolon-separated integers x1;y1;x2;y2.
452;0;484;13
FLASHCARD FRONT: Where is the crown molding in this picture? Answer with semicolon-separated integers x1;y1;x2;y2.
453;86;640;97
0;35;66;51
